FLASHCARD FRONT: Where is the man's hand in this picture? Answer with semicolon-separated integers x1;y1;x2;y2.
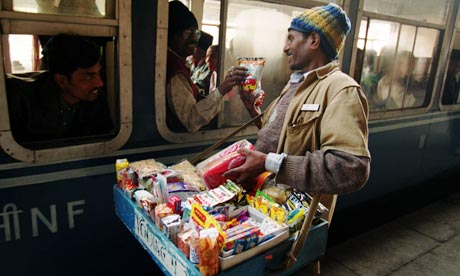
223;148;267;191
218;66;247;95
239;90;263;129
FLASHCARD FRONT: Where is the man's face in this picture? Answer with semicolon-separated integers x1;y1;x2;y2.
170;28;201;58
59;63;103;104
283;30;311;71
206;47;218;72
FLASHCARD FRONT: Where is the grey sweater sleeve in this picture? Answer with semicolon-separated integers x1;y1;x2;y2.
275;150;370;195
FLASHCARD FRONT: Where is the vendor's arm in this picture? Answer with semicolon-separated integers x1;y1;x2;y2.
277;150;370;194
239;91;262;128
224;148;369;195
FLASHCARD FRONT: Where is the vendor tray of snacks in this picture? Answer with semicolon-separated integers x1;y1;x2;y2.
114;139;329;276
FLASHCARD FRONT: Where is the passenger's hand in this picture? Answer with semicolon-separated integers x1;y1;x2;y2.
218;66;247;96
223;148;267;191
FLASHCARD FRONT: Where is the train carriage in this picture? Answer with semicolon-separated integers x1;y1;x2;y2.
1;0;460;275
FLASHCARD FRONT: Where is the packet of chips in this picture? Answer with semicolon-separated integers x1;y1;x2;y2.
238;57;266;107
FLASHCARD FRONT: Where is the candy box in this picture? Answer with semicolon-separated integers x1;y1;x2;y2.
219;206;288;270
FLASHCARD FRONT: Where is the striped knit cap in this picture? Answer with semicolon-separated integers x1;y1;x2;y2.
289;3;351;60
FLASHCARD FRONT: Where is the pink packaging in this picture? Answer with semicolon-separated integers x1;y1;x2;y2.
196;140;254;189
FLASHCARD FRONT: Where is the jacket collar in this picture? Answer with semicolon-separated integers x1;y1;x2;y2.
311;60;341;80
289;60;340;84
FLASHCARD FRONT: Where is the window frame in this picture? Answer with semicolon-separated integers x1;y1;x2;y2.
351;8;453;121
0;0;132;162
439;2;460;111
155;0;345;144
155;0;259;144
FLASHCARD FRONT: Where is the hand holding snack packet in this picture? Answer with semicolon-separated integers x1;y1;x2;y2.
238;57;266;108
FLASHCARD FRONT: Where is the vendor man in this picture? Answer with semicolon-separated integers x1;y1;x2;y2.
225;4;371;215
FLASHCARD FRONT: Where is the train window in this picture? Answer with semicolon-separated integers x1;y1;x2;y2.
7;35;39;73
363;0;449;25
156;0;310;143
221;0;304;127
11;0;114;18
202;0;220;43
356;16;439;113
0;0;132;162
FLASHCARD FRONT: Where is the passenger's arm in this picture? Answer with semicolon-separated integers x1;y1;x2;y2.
168;73;223;132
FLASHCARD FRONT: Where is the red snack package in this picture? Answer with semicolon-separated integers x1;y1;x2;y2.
196;140;254;189
167;195;182;214
238;57;266;107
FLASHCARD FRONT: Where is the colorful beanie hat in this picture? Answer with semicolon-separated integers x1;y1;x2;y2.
289;3;351;60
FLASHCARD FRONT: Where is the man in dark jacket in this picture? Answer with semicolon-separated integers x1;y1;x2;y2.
6;34;114;144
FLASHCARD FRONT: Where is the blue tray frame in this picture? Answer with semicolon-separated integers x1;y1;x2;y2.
113;185;328;276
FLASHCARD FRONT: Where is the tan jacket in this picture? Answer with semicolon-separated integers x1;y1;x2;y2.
263;61;370;159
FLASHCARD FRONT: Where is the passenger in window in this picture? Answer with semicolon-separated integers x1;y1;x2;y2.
442;49;460;105
360;49;379;105
224;4;370;199
187;31;214;97
375;50;416;109
206;45;219;93
166;1;246;132
6;34;114;144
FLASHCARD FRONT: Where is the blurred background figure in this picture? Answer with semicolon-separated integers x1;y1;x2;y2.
206;45;219;93
442;49;460;105
360;49;379;106
188;31;214;97
376;49;416;110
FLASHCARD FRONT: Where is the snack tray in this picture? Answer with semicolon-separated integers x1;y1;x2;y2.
113;185;329;276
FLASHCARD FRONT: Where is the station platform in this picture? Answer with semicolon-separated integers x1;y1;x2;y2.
297;190;460;276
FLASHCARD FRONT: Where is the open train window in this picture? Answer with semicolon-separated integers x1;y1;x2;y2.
155;0;315;143
0;0;132;162
12;0;113;18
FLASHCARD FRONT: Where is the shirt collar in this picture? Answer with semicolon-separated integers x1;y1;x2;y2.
289;71;308;83
289;60;340;83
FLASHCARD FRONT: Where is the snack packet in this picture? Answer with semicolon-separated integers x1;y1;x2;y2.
196;139;255;189
115;158;129;188
238;57;266;107
198;228;220;276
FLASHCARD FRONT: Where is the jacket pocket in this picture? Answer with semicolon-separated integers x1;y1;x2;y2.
285;111;321;154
